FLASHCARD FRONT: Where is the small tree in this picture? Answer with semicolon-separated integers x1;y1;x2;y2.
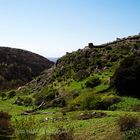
111;55;140;98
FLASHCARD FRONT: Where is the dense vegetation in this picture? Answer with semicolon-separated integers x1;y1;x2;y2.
111;54;140;97
18;35;140;107
0;47;54;90
0;35;140;140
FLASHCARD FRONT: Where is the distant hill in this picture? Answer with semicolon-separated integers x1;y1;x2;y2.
48;57;58;63
0;47;54;90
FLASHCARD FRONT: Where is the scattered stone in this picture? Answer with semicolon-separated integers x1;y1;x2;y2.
80;113;84;116
45;117;49;122
91;112;96;115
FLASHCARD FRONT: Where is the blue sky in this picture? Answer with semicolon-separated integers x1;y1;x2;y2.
0;0;140;57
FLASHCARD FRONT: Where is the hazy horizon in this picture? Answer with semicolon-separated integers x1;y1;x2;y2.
0;0;140;57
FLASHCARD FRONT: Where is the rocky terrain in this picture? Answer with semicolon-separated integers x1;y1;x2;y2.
19;34;140;94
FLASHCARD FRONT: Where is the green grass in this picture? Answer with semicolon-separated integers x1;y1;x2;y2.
0;98;32;115
94;84;110;93
1;87;140;140
0;98;140;140
64;80;86;92
109;97;140;111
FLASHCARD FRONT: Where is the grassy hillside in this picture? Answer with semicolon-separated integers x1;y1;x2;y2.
0;35;140;140
16;35;140;109
0;99;140;140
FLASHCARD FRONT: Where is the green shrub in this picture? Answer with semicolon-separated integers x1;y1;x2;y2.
14;96;24;105
45;89;58;101
117;115;140;131
85;76;101;88
34;94;45;106
14;117;40;140
74;70;90;81
0;92;6;100
81;95;101;110
47;97;66;108
7;90;16;99
105;46;112;50
23;97;33;106
0;111;14;140
100;95;121;110
34;88;58;106
70;90;80;99
109;97;140;111
68;92;122;111
106;62;112;67
50;125;74;140
124;128;140;140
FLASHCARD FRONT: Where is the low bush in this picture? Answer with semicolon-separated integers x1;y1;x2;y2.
106;62;112;67
14;96;24;105
47;97;66;108
74;70;90;81
34;88;58;106
81;95;101;110
23;97;33;106
70;90;80;99
85;76;101;88
100;95;121;110
14;117;40;140
109;97;140;111
34;94;45;106
124;128;140;140
7;90;16;99
50;125;74;140
117;115;140;131
68;92;121;111
0;92;6;100
105;46;112;50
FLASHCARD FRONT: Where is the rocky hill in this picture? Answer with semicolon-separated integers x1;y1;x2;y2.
17;34;140;110
20;34;140;92
0;47;54;90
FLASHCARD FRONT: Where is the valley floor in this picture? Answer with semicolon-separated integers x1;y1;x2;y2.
0;99;140;140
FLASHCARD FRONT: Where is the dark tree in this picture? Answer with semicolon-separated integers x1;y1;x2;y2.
111;55;140;98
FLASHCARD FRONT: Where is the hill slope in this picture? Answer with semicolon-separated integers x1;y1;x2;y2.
1;35;140;140
20;34;140;92
0;47;54;90
17;34;140;110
